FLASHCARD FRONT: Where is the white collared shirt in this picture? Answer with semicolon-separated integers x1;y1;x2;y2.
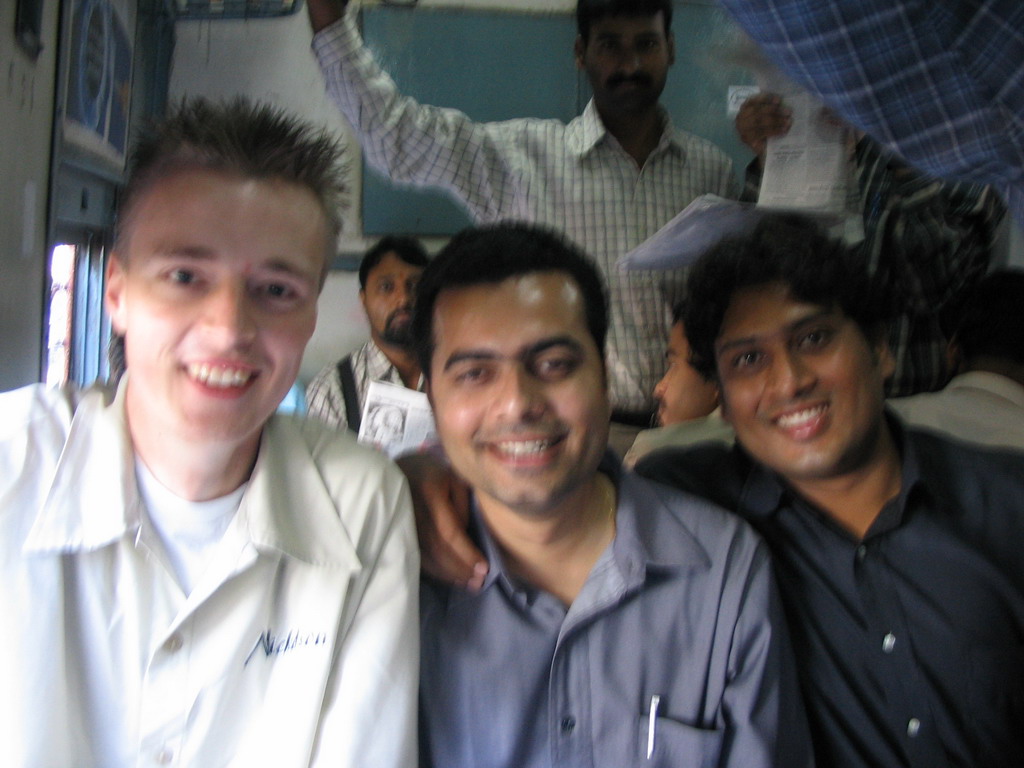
0;382;419;767
889;371;1024;452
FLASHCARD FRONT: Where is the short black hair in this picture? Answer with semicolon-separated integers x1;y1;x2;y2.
117;97;348;251
576;0;673;40
412;223;608;378
954;269;1024;365
684;213;888;380
358;235;429;289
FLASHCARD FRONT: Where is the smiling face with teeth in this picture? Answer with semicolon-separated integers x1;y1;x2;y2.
104;168;329;495
714;282;896;493
427;271;611;521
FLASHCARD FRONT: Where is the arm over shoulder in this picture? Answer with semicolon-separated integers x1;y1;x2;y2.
312;9;532;222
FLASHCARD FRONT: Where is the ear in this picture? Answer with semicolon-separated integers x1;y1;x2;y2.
874;337;896;383
104;255;129;335
716;378;733;424
358;287;369;312
574;35;586;70
667;32;676;66
945;335;963;376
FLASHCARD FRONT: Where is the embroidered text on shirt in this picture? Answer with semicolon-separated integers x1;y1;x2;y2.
245;629;327;666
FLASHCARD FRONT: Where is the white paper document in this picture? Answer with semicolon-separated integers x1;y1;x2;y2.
616;195;765;270
357;380;437;458
617;83;858;273
757;91;851;213
616;194;849;272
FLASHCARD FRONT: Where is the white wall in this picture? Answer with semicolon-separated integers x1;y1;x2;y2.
0;0;60;389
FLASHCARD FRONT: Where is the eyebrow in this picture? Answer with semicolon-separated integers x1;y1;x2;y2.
442;335;584;372
149;246;317;281
149;244;215;260
370;269;421;283
715;309;837;355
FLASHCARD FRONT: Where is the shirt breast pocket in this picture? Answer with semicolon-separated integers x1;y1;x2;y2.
635;715;724;768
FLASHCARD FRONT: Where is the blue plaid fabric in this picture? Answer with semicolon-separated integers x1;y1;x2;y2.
720;0;1024;229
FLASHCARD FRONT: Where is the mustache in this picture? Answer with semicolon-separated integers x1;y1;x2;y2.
606;72;654;89
386;307;412;326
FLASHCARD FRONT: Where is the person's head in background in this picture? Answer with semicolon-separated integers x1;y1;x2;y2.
574;0;675;122
945;268;1024;387
682;213;897;494
653;299;720;426
358;235;429;353
412;222;611;519
104;97;346;497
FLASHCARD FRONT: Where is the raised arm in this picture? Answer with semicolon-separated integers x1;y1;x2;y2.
308;0;525;222
735;92;792;166
306;0;345;34
855;138;1004;316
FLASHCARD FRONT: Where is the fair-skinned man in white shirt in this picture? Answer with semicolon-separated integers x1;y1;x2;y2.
0;98;418;767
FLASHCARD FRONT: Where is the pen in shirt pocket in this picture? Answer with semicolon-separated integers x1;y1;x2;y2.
646;694;661;759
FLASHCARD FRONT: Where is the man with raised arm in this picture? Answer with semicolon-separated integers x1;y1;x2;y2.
637;214;1024;768
0;99;418;767
307;0;738;446
411;223;809;768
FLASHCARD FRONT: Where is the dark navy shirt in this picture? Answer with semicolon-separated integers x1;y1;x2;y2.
637;418;1024;768
419;458;812;768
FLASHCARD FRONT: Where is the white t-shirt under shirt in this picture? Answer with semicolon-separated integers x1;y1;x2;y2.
135;458;246;595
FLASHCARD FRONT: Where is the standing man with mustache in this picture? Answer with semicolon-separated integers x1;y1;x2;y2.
307;236;428;432
307;0;738;454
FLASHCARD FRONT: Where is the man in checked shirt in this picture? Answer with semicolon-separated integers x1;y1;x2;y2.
306;0;740;454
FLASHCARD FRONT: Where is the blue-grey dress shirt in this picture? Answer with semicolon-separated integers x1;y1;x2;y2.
419;458;812;768
637;416;1024;768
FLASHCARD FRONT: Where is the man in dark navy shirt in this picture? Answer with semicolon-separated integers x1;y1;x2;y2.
636;214;1024;768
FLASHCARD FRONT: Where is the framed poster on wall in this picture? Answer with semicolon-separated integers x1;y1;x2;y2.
61;0;133;171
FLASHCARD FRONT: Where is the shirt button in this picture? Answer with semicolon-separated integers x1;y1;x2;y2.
560;716;576;734
155;747;174;764
856;545;868;562
882;633;896;653
907;718;921;738
166;634;183;653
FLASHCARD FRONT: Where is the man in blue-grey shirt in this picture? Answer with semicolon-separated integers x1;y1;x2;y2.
637;214;1024;768
409;223;811;768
